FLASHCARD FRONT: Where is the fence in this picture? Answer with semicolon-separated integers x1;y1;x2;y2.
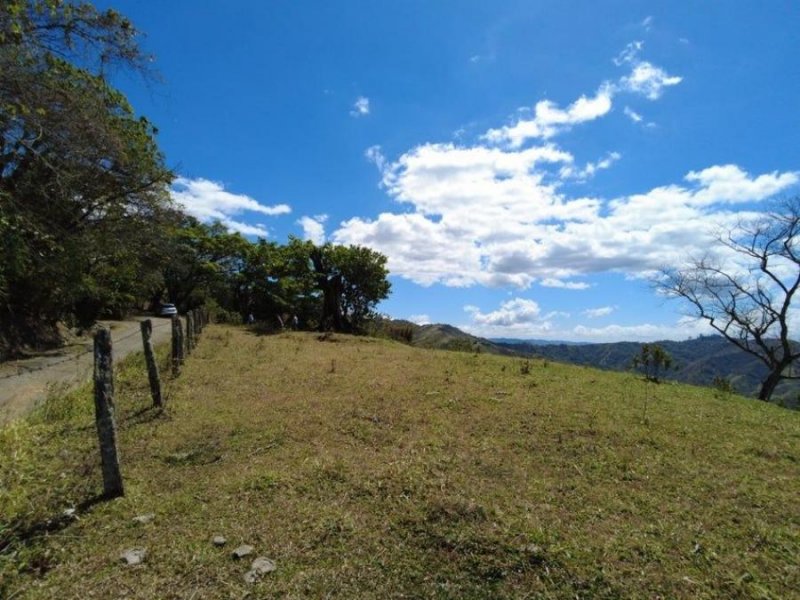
0;308;209;499
92;306;208;497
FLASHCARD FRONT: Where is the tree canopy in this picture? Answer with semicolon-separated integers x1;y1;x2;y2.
1;0;172;348
0;1;392;358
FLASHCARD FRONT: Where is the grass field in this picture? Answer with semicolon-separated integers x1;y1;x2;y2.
1;325;798;598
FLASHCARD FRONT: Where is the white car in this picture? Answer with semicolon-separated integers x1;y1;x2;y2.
158;303;178;316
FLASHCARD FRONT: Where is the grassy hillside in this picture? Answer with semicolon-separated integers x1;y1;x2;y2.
1;326;799;598
501;336;800;408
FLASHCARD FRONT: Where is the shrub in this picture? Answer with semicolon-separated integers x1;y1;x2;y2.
631;344;672;383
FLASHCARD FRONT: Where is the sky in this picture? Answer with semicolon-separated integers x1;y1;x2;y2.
101;1;799;342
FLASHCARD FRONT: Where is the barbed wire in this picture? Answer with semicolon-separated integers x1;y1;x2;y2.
0;319;174;382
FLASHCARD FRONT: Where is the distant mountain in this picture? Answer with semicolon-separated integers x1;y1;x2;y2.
490;338;590;346
378;320;518;356
495;336;799;408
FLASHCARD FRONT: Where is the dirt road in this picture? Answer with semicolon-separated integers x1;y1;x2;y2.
0;317;175;425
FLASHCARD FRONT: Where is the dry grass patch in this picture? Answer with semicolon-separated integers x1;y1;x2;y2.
1;325;798;598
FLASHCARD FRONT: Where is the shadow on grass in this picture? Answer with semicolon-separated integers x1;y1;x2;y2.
122;404;165;427
0;491;117;557
242;323;284;337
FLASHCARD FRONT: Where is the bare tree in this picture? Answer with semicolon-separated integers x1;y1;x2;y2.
658;198;800;402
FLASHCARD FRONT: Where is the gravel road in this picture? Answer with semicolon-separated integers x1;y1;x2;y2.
0;317;175;425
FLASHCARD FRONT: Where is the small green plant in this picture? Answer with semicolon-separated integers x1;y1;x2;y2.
631;344;672;383
712;376;735;399
520;360;531;375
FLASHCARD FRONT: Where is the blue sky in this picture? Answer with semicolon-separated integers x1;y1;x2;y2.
103;1;799;342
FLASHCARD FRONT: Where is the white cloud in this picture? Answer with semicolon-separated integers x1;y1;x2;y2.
462;300;711;342
613;40;643;66
684;165;799;205
540;278;591;290
351;96;370;117
624;106;643;123
332;42;796;294
465;298;542;326
483;41;680;149
334;148;799;289
621;61;682;100
571;317;712;342
583;306;616;318
560;151;621;180
171;177;290;237
642;16;654;31
365;145;387;171
484;84;614;147
408;314;431;325
297;214;328;245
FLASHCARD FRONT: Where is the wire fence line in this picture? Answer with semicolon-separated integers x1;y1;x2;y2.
0;319;173;382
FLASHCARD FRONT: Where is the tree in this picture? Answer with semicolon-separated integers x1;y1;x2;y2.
0;0;172;353
308;243;391;333
283;239;390;333
631;343;672;383
658;198;800;402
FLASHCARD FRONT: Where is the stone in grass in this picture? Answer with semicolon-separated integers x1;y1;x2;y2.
120;548;147;566
212;535;227;547
132;513;155;525
244;557;277;583
231;544;254;559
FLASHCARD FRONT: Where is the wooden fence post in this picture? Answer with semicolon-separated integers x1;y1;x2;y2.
186;311;195;354
140;319;163;408
171;315;184;376
93;328;124;498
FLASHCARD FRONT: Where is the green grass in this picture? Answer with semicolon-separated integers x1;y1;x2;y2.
1;325;799;598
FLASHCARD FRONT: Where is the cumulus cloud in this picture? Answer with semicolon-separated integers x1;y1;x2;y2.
335;146;798;289
297;214;328;245
351;96;370;117
462;300;710;342
685;165;799;205
332;42;797;296
465;298;542;326
171;177;290;237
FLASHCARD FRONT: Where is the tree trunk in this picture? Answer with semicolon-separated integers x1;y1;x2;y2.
757;368;783;402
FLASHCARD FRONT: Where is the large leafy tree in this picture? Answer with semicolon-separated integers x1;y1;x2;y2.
0;0;173;353
307;242;391;332
659;198;800;402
